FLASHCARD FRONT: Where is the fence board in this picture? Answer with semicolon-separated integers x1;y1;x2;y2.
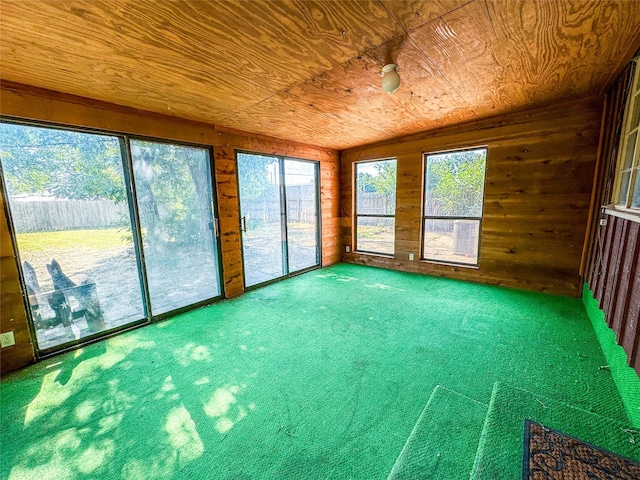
11;199;129;232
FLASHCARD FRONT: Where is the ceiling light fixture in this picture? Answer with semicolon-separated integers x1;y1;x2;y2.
381;63;400;93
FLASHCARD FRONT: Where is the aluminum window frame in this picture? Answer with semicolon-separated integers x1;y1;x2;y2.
421;147;488;267
353;157;398;256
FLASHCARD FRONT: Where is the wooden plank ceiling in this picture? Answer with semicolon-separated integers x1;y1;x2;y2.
1;0;640;150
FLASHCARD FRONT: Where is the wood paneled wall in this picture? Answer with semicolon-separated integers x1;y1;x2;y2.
341;98;603;297
587;214;640;372
0;83;340;374
0;193;35;374
584;62;640;376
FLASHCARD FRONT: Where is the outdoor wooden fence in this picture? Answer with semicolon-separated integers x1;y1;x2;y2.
11;199;129;232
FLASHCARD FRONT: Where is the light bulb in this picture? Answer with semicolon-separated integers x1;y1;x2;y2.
381;64;400;93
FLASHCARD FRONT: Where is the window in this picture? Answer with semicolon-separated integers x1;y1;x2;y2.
0;120;224;354
237;152;320;288
615;59;640;209
354;159;397;255
130;139;222;315
0;122;146;351
423;148;487;266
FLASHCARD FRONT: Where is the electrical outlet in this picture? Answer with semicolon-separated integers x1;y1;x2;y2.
345;246;350;253
409;253;415;261
599;218;607;227
0;331;15;348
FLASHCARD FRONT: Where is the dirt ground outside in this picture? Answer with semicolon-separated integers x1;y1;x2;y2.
355;226;478;265
241;222;319;287
16;228;221;350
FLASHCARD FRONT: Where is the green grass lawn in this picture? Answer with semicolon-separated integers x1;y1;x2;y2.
16;228;130;251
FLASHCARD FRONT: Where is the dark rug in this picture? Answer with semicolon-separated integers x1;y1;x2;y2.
523;419;640;479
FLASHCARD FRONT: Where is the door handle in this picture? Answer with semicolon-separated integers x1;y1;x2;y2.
240;216;247;232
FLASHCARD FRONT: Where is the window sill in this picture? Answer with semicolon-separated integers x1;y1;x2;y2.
352;250;395;259
604;205;640;224
421;259;480;270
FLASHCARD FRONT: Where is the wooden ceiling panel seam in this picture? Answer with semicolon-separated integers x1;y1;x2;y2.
405;34;477;115
481;0;498;39
378;0;474;34
376;0;476;112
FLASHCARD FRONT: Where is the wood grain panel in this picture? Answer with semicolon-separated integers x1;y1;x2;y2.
409;1;503;114
221;91;390;151
214;147;244;298
1;1;274;118
610;222;639;340
595;215;616;307
341;97;601;297
585;181;640;368
283;35;475;149
2;0;639;149
612;218;640;367
0;0;400;122
486;0;640;102
602;217;626;320
320;152;342;267
380;0;470;32
1;82;217;145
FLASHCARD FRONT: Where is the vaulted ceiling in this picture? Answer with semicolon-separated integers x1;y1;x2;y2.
1;1;640;150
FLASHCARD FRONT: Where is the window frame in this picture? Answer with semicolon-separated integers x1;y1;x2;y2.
235;150;322;290
0;116;226;359
614;57;640;211
421;147;488;267
353;157;397;256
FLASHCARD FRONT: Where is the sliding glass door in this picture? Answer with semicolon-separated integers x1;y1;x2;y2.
0;122;146;352
285;159;319;272
130;140;221;315
237;152;320;288
0;121;223;354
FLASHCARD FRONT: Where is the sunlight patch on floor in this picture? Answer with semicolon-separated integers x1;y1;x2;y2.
165;406;204;465
24;371;73;427
316;271;359;282
174;342;212;367
76;439;115;474
364;283;405;291
203;385;250;434
74;399;98;423
26;333;156;426
9;429;114;480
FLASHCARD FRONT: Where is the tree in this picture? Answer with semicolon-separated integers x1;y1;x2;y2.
237;154;277;200
357;160;397;215
425;150;486;217
1;123;217;252
370;160;397;214
131;140;215;252
0;122;127;202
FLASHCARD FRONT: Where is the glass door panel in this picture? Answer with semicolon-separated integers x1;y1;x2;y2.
284;159;319;272
130;140;221;315
237;153;285;287
0;122;146;352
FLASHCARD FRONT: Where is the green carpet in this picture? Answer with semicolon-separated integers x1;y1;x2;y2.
471;383;640;479
387;386;488;480
0;263;636;479
583;283;640;427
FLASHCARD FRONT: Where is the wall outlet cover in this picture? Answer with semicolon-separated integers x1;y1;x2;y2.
0;331;16;348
